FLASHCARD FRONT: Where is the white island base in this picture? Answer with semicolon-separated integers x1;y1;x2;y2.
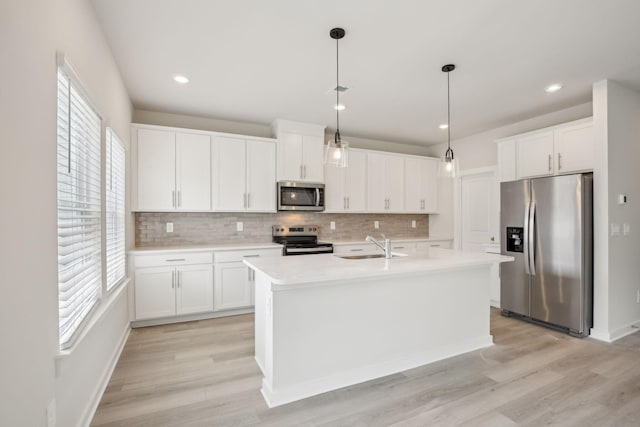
247;250;511;408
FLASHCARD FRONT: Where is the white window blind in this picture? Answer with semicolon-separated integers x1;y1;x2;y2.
57;69;102;349
105;128;126;291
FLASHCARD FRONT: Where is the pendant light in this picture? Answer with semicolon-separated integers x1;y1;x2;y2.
324;27;349;168
438;64;458;178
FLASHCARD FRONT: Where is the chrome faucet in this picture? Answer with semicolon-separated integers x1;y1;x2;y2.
366;234;392;259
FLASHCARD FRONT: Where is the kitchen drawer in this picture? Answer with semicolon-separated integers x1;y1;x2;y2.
134;251;213;268
390;242;417;252
214;248;282;263
422;240;452;249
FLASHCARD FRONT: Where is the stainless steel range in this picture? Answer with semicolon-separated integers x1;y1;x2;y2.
272;225;333;256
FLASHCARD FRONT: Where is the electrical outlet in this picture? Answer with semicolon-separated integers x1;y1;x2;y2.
330;221;336;230
166;222;173;233
374;221;379;229
236;221;243;232
411;220;417;228
46;399;56;427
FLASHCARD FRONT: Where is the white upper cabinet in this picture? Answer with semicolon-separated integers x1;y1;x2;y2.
135;127;211;211
497;118;594;182
324;149;367;212
213;136;276;212
272;119;326;183
516;131;555;178
404;156;438;213
554;120;594;174
367;152;405;213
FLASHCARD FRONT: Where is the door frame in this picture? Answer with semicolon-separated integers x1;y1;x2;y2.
453;166;498;250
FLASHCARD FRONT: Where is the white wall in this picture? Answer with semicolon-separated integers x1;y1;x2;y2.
0;0;132;426
591;80;640;340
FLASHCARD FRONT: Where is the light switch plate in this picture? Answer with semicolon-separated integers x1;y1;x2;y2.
166;222;173;233
237;222;244;232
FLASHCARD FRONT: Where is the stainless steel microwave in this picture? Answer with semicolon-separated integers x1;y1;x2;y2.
277;181;325;211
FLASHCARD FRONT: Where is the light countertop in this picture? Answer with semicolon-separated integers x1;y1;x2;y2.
244;248;513;289
129;242;283;254
328;236;453;245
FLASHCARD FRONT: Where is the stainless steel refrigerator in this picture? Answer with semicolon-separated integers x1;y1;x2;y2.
500;173;593;336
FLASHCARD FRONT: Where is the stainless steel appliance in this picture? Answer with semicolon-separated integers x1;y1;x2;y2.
500;173;593;337
277;182;325;212
272;225;333;256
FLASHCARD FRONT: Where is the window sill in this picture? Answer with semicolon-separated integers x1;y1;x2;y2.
56;278;130;361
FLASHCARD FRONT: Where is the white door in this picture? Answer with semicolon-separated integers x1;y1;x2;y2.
278;132;303;181
302;135;325;182
324;163;346;212
176;264;214;315
246;139;276;212
215;136;247;211
134;267;176;320
345;150;367;212
516;131;554;178
176;132;211;211
214;262;252;311
554;121;594;174
366;153;387;212
460;171;498;252
137;129;175;210
386;155;405;212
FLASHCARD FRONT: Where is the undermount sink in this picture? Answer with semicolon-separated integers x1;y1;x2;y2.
336;253;407;260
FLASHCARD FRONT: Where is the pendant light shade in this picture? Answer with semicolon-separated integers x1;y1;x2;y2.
438;64;458;178
325;27;349;168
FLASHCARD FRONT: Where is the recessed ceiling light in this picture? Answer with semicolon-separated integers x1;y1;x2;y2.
334;104;346;111
439;123;449;130
174;75;189;84
545;83;562;93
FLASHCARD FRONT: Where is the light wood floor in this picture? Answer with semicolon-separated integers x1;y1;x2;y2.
92;309;640;426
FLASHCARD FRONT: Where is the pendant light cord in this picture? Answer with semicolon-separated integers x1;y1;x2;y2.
335;36;340;144
447;70;451;152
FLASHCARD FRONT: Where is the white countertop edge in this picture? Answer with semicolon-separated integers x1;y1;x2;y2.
330;237;453;245
129;242;283;254
244;251;513;290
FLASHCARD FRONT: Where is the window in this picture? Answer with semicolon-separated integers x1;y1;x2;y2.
105;128;126;291
56;68;103;349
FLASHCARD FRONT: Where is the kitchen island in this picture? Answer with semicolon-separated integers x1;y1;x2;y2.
244;248;513;408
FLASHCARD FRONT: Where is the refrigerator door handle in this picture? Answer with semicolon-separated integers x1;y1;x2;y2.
523;200;531;275
529;201;536;276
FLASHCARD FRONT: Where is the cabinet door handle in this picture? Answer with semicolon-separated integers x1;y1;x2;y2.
171;270;175;288
178;191;181;208
347;197;349;209
247;193;250;209
172;190;176;208
343;197;346;210
177;271;180;288
300;165;303;179
558;153;562;171
303;165;307;179
548;154;552;172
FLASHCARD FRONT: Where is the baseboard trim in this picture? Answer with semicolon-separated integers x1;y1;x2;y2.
79;322;131;427
131;307;254;328
591;322;640;343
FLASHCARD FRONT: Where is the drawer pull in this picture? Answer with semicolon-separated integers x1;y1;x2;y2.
243;254;260;258
350;248;364;252
165;258;186;262
430;244;441;247
394;246;405;249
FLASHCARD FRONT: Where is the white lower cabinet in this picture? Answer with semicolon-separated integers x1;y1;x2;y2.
133;252;214;321
213;248;281;311
416;239;453;250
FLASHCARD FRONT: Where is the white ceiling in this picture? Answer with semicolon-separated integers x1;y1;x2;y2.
91;0;640;146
